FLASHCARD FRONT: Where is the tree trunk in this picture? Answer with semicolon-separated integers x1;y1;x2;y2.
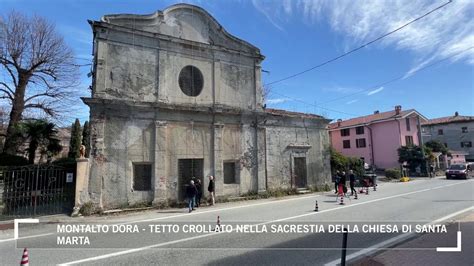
28;139;38;164
2;71;30;155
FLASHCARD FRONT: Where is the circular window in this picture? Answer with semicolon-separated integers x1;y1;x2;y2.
178;65;204;97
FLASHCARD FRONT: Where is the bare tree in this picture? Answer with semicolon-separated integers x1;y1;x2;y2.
0;11;79;154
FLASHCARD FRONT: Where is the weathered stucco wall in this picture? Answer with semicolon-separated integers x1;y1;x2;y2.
85;4;331;210
265;117;331;190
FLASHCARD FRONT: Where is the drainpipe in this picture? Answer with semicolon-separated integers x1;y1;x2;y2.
211;53;216;176
397;119;402;146
263;126;268;191
367;125;375;167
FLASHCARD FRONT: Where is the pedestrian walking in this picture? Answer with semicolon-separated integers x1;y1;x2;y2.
195;179;202;207
208;175;215;206
338;171;347;196
349;170;357;196
334;171;341;194
186;180;197;213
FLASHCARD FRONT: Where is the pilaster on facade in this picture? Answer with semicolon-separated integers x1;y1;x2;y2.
213;122;225;196
153;120;168;204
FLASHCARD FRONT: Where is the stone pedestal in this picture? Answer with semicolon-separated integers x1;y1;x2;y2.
72;158;90;216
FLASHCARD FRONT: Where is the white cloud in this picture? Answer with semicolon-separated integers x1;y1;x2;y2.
346;99;359;104
251;0;474;71
266;98;291;104
251;0;285;31
322;86;359;94
367;86;384;95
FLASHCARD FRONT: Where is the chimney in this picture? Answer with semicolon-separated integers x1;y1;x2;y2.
395;105;402;115
455;111;459;116
374;110;380;114
337;119;342;127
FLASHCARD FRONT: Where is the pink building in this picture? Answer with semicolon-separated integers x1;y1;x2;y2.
329;106;427;169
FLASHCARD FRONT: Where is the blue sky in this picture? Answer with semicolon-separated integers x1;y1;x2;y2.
1;0;473;124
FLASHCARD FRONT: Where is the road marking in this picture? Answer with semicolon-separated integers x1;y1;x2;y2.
14;219;39;240
1;177;460;244
59;179;473;265
0;193;322;243
324;205;474;265
436;231;461;252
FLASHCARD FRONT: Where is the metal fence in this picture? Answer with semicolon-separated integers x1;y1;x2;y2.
0;165;75;219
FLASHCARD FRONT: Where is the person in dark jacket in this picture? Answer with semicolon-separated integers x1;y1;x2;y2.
334;171;341;194
186;180;197;213
338;171;347;196
195;179;202;207
208;175;215;206
349;170;357;196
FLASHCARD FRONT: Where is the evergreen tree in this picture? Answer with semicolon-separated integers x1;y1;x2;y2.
81;121;90;158
68;119;82;158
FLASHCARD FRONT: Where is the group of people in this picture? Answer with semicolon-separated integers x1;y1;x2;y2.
334;169;358;197
186;175;216;213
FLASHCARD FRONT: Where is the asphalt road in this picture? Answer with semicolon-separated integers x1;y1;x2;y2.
0;177;473;265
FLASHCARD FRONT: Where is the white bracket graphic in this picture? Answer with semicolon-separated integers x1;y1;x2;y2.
436;231;461;252
14;219;39;240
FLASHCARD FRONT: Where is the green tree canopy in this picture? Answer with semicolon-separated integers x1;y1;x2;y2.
424;140;449;155
329;147;364;176
398;145;432;173
19;119;62;164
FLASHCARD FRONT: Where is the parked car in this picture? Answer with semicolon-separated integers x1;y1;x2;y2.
446;164;472;179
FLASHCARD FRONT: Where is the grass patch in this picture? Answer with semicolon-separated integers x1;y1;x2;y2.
79;202;96;216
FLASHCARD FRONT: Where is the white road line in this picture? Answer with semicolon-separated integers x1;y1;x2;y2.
0;193;322;243
0;178;449;243
0;233;55;244
14;219;39;240
58;179;473;265
324;205;474;266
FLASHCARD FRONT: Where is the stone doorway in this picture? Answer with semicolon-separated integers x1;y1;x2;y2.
293;157;307;188
178;159;204;201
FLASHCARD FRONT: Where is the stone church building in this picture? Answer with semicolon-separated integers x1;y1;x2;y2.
84;4;331;209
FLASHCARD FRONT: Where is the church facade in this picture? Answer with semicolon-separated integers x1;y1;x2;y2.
84;4;331;209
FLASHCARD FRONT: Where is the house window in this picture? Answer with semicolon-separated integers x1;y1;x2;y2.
421;127;426;133
405;136;414;146
406;118;411;131
223;162;237;184
356;126;364;135
438;129;443;135
461;141;472;148
341;128;350;137
343;140;351;149
133;163;152;191
356;138;366;148
462;127;468;133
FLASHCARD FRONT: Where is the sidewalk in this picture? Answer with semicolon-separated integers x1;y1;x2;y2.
353;212;474;266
